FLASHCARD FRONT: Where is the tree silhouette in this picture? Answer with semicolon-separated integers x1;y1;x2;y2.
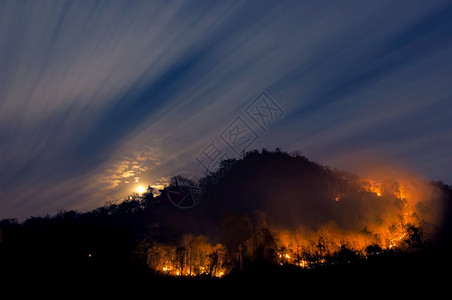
404;223;423;249
0;148;450;281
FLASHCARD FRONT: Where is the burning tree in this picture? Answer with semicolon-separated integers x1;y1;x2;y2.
146;235;229;277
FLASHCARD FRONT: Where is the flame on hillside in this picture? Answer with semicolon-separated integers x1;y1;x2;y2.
144;170;446;276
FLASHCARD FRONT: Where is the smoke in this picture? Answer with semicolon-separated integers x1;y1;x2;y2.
199;150;447;249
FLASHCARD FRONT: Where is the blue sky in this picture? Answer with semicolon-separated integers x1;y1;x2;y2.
0;0;451;220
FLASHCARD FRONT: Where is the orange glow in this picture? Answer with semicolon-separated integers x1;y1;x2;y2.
144;174;443;276
269;176;442;268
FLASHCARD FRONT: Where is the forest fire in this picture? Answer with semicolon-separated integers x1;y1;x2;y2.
268;175;444;269
144;166;446;277
146;235;228;277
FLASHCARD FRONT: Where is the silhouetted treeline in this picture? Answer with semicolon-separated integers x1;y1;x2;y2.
0;149;451;282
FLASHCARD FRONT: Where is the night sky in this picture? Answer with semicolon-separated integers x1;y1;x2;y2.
1;0;451;220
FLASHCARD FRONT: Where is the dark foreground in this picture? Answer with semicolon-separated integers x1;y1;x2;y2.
2;247;449;296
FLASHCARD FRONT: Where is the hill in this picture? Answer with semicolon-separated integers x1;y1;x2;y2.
0;149;451;283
